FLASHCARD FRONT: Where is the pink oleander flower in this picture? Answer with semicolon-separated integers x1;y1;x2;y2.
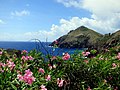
24;69;33;76
21;56;28;61
86;52;90;55
6;60;15;70
17;69;35;85
28;56;34;60
0;62;6;67
82;51;90;57
57;78;64;87
24;69;35;85
40;85;47;90
26;76;36;85
21;56;34;62
46;75;51;81
21;50;28;54
0;51;2;55
112;63;117;68
117;53;120;60
82;52;86;56
17;74;23;81
38;68;45;74
62;53;70;60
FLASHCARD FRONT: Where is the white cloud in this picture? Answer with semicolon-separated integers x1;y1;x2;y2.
0;19;5;24
56;0;82;8
11;10;30;17
82;0;120;20
54;0;120;33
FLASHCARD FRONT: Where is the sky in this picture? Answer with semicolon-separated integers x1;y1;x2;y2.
0;0;120;41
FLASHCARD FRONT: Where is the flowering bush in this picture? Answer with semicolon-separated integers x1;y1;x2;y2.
0;47;120;90
62;53;70;60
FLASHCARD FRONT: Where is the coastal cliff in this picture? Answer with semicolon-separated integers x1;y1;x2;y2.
50;26;120;49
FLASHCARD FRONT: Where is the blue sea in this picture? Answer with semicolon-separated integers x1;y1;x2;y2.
0;41;84;56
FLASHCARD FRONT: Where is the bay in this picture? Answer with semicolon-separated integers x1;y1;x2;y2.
0;41;84;56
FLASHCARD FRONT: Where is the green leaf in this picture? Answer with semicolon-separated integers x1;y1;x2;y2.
11;83;17;90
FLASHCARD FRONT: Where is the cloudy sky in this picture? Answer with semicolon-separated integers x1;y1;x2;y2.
0;0;120;41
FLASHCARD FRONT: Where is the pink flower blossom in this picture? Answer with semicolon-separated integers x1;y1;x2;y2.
117;53;120;60
26;76;36;85
46;75;51;81
21;56;34;61
17;69;35;85
0;62;6;67
6;60;15;70
38;68;45;74
112;63;117;68
40;85;47;90
21;56;28;61
86;52;90;55
28;56;34;60
82;52;86;56
25;69;33;76
82;51;90;57
62;53;70;60
21;50;28;54
0;51;2;55
17;74;23;81
57;78;64;87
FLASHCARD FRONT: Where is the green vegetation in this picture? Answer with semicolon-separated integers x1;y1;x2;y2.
0;45;120;90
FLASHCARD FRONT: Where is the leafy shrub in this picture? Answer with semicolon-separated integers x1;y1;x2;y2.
0;47;120;90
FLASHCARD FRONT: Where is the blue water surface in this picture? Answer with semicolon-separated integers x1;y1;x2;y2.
0;41;84;56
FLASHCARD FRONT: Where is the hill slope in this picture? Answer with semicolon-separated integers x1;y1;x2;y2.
50;26;103;48
50;26;120;49
104;30;120;48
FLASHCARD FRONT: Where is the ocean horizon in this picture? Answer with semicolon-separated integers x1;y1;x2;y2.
0;41;84;56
